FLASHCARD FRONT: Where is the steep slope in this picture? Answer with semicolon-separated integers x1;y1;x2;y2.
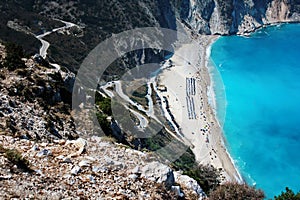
179;0;300;35
0;1;298;198
0;44;77;141
1;0;299;72
0;43;206;199
0;0;177;72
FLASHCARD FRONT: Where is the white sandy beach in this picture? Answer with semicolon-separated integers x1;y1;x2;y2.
155;35;243;182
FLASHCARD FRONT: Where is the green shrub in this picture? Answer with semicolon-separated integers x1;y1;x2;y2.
275;187;300;200
209;182;265;200
171;148;195;171
95;92;112;116
184;164;221;194
98;98;112;116
96;112;112;135
1;146;32;172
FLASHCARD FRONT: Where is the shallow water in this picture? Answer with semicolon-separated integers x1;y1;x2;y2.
210;23;300;198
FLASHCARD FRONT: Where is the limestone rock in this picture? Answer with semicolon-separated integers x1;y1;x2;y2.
71;165;81;175
171;186;184;197
174;172;206;199
78;160;91;167
128;174;138;180
131;166;140;174
140;161;175;189
62;157;72;163
36;149;52;157
65;138;87;157
180;0;299;35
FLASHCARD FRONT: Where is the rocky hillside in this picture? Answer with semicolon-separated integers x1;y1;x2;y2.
0;44;208;199
0;0;299;72
0;43;77;141
0;1;298;199
0;134;207;199
0;0;177;72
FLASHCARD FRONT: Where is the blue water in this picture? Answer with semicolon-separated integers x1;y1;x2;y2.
210;23;300;198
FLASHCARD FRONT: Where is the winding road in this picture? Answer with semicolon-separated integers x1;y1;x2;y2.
108;81;150;128
35;20;77;59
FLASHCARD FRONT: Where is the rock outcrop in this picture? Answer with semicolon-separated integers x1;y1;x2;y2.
140;161;175;189
0;46;77;141
178;0;300;35
175;171;207;199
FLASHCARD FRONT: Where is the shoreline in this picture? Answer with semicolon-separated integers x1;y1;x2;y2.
155;34;243;183
199;35;244;182
237;21;300;36
201;22;299;182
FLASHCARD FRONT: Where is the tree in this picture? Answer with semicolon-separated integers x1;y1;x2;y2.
275;187;300;200
96;112;112;135
209;183;265;200
184;164;221;194
95;92;112;116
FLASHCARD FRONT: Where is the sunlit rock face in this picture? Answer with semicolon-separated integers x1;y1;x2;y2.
178;0;299;35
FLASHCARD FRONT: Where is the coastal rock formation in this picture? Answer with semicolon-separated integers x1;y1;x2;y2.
179;0;300;35
265;0;291;22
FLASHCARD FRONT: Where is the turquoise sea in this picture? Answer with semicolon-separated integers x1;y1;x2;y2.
210;23;300;198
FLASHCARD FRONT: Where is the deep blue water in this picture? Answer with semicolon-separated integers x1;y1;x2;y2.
210;23;300;198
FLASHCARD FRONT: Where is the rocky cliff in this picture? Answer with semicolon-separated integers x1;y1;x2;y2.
178;0;300;35
0;43;207;199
